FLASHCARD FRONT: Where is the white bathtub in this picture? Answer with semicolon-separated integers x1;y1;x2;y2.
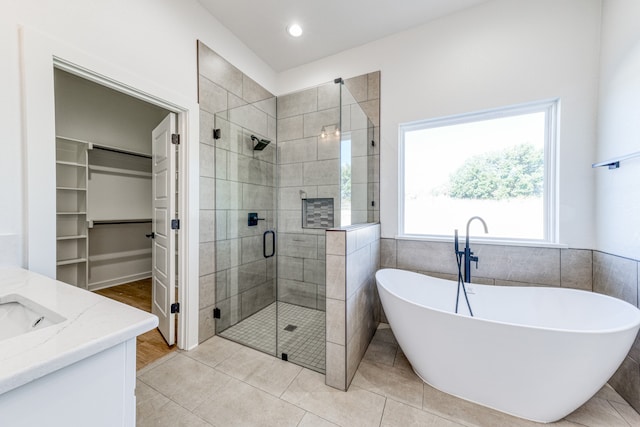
375;268;640;423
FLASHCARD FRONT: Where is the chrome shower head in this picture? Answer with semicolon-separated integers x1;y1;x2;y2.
251;135;271;151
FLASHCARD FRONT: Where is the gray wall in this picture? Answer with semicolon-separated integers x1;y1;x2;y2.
380;238;640;412
326;224;381;390
198;41;277;343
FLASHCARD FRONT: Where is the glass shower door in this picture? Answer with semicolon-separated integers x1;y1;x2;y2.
213;106;278;356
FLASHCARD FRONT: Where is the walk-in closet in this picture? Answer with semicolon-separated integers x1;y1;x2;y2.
54;69;176;362
54;68;169;290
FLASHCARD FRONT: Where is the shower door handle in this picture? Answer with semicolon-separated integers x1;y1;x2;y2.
263;230;275;258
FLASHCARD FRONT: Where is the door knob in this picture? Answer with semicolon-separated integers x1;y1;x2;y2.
145;232;155;239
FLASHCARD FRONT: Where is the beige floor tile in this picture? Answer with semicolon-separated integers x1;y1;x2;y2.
298;412;341;426
281;368;386;427
193;377;305;427
422;382;581;427
610;400;640;426
594;384;629;405
138;353;233;411
565;396;630;427
351;360;423;408
362;339;397;366
136;381;212;427
381;398;464;427
392;348;413;372
181;335;245;368
137;351;178;377
215;345;302;397
372;325;398;345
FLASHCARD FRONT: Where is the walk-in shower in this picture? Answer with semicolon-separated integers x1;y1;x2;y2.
205;69;378;374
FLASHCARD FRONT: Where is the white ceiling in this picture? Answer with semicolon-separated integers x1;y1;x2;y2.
198;0;489;72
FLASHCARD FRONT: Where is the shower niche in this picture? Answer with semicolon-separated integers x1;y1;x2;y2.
197;41;380;375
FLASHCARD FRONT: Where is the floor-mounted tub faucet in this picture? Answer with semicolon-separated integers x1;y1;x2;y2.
453;216;489;316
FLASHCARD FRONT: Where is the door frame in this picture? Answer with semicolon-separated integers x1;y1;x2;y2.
20;27;199;350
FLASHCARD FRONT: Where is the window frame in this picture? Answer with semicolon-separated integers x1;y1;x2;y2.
398;99;559;244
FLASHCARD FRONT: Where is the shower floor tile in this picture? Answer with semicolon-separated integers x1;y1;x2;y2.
219;302;326;373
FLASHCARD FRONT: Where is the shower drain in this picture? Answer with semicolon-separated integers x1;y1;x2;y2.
283;324;297;332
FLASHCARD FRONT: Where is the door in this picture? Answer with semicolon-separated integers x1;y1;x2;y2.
151;113;177;346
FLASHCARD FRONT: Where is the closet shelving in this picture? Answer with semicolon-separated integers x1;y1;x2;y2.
56;136;89;288
55;135;153;290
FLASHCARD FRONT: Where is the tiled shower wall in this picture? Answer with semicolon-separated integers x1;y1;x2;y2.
380;238;640;412
326;224;381;390
276;82;341;311
275;73;381;312
198;42;277;342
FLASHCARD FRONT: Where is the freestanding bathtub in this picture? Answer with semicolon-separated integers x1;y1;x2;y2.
375;268;640;423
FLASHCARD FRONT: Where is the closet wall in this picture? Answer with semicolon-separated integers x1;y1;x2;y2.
54;69;169;290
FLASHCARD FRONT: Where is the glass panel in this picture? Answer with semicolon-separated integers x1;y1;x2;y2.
214;97;278;356
340;84;376;226
275;80;340;373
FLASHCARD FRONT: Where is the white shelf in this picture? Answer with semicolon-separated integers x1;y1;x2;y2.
56;257;88;266
57;212;87;215
57;235;87;241
56;135;91;145
56;160;86;168
57;187;87;191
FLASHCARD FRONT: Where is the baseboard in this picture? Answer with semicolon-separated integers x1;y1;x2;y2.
88;272;152;292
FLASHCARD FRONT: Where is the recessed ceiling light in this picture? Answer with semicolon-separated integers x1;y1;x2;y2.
287;23;303;38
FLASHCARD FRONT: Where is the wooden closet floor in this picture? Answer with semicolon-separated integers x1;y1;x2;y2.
95;278;176;370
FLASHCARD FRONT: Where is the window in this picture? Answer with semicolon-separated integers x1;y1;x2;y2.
399;99;558;242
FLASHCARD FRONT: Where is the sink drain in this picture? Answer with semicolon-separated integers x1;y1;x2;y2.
283;324;297;332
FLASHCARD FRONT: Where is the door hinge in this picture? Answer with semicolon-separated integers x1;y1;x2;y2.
213;308;221;319
171;219;180;230
170;302;180;314
171;133;180;145
213;128;221;140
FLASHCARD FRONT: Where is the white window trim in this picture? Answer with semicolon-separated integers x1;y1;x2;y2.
398;98;559;244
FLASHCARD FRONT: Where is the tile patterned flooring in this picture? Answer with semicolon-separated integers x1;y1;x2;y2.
219;302;326;373
137;324;640;427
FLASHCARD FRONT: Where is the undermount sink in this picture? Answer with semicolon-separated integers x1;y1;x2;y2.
0;294;66;341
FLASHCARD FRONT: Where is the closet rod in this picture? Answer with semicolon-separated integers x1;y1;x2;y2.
90;143;152;159
90;219;152;226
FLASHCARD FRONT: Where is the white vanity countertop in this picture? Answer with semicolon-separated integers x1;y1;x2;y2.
0;267;158;395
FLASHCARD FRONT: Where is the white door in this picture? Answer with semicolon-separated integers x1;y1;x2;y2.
151;113;177;346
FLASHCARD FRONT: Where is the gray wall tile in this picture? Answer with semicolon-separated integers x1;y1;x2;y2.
561;249;593;291
198;43;243;97
473;245;560;286
367;72;380;100
397;240;458;275
242;75;273;103
593;251;638;306
326;298;346;345
199;242;215;276
318;82;339;110
278;87;317;118
199;273;216;309
380;238;397;268
199;210;215;243
199;143;215;178
344;75;368;103
199;76;228;115
303;159;340;186
303;108;340;138
278;137;317;164
277;116;304;141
